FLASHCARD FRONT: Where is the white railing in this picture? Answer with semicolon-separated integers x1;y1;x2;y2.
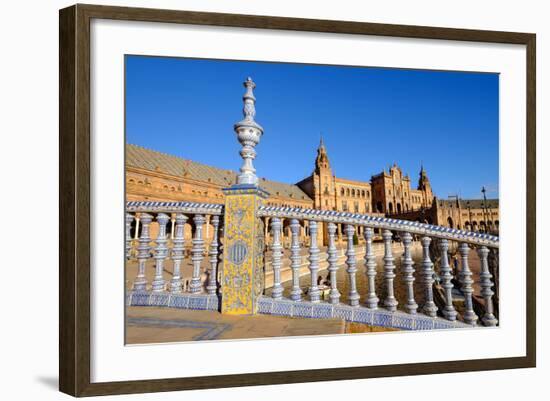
257;206;499;327
126;201;499;327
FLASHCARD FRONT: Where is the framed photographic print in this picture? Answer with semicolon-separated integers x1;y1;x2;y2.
59;4;536;397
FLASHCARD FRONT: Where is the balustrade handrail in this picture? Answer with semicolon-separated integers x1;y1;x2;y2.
126;201;224;215
257;205;499;248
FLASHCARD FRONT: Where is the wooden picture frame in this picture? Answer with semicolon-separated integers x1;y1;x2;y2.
59;3;536;397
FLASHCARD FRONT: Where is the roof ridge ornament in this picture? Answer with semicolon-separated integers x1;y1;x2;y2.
234;77;264;186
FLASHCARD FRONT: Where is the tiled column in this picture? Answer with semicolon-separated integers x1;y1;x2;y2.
221;186;268;315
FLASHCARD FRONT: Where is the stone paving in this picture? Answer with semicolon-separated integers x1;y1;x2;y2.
126;306;352;344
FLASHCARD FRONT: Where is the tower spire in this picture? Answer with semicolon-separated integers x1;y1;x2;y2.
234;77;264;186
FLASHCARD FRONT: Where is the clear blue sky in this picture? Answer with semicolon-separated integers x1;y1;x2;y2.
126;55;499;199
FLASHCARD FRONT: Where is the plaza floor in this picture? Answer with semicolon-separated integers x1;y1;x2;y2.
126;306;396;344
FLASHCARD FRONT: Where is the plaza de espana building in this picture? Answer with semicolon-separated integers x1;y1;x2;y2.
126;140;499;245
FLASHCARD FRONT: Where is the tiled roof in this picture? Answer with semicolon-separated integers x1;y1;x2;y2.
126;144;312;201
438;198;499;209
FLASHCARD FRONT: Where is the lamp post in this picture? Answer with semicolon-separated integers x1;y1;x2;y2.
466;200;473;231
447;194;459;229
481;186;489;233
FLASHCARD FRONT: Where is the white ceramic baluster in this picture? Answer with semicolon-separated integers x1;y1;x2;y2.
438;239;457;320
133;213;152;291
327;222;340;304
420;236;438;317
270;218;284;299
382;229;398;311
364;227;379;309
308;221;321;302
125;213;134;260
477;246;498;326
289;219;303;301
401;232;418;314
206;215;221;295
345;224;360;306
189;214;205;293
459;243;478;325
151;213;169;292
169;214;187;293
134;214;140;240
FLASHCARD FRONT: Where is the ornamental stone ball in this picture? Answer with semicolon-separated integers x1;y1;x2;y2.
234;77;264;186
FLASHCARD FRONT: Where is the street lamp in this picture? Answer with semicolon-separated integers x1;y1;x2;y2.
466;200;473;231
481;186;491;233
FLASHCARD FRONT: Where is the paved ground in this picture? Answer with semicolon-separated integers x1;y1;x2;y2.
126;306;395;344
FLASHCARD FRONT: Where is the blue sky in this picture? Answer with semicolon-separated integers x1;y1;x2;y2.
126;55;499;199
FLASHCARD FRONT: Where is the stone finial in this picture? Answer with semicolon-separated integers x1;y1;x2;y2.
234;77;263;186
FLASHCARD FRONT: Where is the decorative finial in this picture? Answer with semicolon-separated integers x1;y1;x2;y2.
234;77;264;186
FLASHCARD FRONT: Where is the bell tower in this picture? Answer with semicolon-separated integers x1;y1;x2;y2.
313;136;335;211
417;163;434;208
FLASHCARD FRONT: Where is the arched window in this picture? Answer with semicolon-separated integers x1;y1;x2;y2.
447;217;454;228
388;202;394;214
351;189;355;197
340;188;344;196
346;188;350;197
361;190;365;197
